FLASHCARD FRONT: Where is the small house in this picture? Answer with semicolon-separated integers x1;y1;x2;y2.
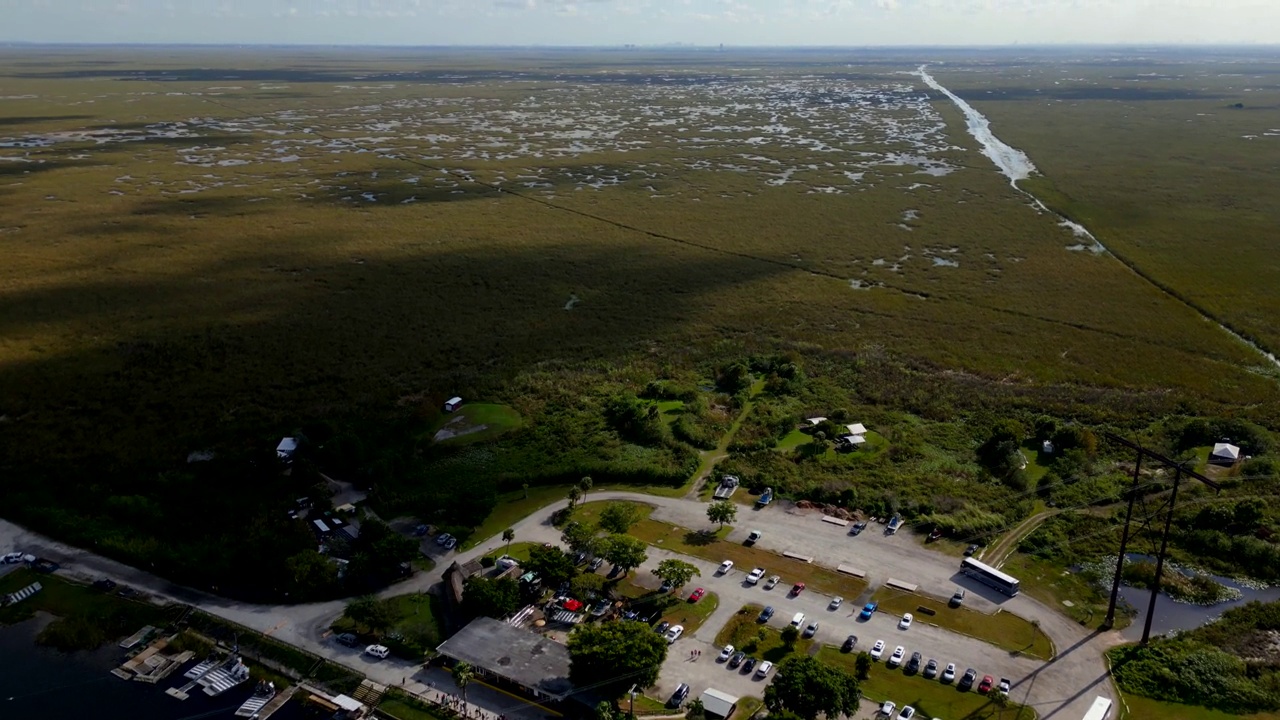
276;437;298;462
444;397;463;412
1210;442;1241;466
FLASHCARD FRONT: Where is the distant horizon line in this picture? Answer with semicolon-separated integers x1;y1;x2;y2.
1;41;1279;51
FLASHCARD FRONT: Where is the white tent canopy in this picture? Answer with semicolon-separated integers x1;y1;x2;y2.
845;423;867;435
1211;443;1241;462
805;417;827;426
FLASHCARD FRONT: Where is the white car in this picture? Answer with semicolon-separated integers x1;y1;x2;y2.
665;625;685;644
899;613;913;630
746;567;766;584
870;640;886;660
763;575;780;590
887;646;905;667
942;663;957;682
898;707;916;719
829;596;843;610
718;644;735;662
879;701;896;717
2;552;25;564
364;645;390;659
791;612;805;628
717;560;734;574
755;660;773;678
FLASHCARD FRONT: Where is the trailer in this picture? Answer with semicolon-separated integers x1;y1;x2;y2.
713;475;740;500
757;487;774;507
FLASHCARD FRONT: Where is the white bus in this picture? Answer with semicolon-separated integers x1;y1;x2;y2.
1082;696;1113;720
960;557;1020;596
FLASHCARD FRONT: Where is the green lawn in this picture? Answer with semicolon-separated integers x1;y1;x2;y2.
464;485;570;549
573;500;656;530
656;400;685;427
714;605;814;662
429;403;523;446
630;519;868;599
1020;440;1052;484
1000;553;1130;631
0;568;171;650
380;697;453;720
775;428;812;451
330;591;441;656
483;541;542;565
818;647;1036;720
870;587;1053;660
1123;692;1280;720
623;692;672;716
658;591;720;635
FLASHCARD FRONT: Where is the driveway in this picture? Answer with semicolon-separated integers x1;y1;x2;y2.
0;489;1121;719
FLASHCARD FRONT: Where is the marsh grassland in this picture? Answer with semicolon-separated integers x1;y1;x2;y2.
0;47;1276;598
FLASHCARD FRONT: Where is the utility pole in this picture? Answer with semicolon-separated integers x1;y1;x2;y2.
1103;451;1143;629
1102;433;1218;644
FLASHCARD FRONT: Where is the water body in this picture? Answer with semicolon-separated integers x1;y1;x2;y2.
1117;557;1280;641
916;65;1280;371
0;615;308;719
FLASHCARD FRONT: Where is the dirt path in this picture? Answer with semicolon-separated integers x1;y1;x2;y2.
986;509;1059;568
682;381;764;500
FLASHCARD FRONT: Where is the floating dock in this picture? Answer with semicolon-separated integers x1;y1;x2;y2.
111;635;195;683
119;625;155;650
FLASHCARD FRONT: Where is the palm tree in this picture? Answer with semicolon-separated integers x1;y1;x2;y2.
567;486;583;510
578;476;593;494
502;528;515;550
454;661;474;704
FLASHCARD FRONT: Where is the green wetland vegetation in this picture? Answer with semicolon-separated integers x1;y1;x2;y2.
0;42;1277;665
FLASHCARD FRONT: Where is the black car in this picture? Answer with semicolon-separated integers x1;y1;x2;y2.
923;658;939;679
729;651;746;669
667;683;690;709
92;579;117;592
742;657;757;674
959;668;978;691
117;586;139;599
758;606;775;623
336;633;359;648
841;635;858;653
654;621;671;635
906;652;922;674
849;522;866;536
964;544;980;557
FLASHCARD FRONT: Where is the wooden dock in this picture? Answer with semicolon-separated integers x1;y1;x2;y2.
243;686;298;719
119;625;155;650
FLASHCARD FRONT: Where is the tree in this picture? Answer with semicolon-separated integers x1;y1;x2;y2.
285;549;339;598
567;621;668;692
599;502;643;534
762;655;861;720
525;545;578;587
453;661;474;703
567;486;583;510
654;559;700;590
685;698;706;720
579;476;594;494
344;596;397;635
570;572;607;598
600;534;648;575
780;625;800;648
706;500;737;528
854;652;872;681
561;520;599;555
502;528;516;549
462;576;521;619
522;483;529;499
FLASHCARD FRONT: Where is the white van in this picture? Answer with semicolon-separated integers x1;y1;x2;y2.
791;612;805;627
364;645;390;659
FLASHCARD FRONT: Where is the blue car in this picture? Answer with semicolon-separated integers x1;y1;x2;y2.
859;602;878;620
758;606;775;623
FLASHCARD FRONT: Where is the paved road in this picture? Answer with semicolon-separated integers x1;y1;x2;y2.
0;490;1124;718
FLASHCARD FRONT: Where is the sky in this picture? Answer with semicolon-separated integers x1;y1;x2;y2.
3;0;1278;47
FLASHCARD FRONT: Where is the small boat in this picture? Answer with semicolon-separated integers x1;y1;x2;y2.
235;680;276;717
757;487;773;506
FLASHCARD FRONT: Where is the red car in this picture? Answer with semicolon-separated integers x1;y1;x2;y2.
688;588;706;603
790;582;806;596
978;675;994;694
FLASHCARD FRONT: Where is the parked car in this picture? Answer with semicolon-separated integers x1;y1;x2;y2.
923;658;938;679
729;651;745;668
879;701;896;718
942;663;957;683
2;552;25;564
336;633;359;648
654;621;671;635
573;552;588;565
746;530;762;545
31;559;59;573
92;578;117;592
364;645;390;659
802;620;819;638
949;589;966;607
841;635;858;653
665;625;684;644
790;611;806;628
746;567;766;584
870;639;886;660
790;582;806;596
898;706;916;719
589;557;605;572
717;560;734;574
860;602;878;620
754;660;773;679
906;652;922;674
742;657;757;674
978;675;995;694
413;524;429;536
688;588;706;602
117;586;139;599
763;575;781;590
964;544;979;556
887;646;905;668
849;521;867;535
666;683;690;709
998;678;1011;695
959;668;978;691
758;606;775;623
718;644;735;662
442;537;457;550
829;596;843;610
899;613;913;630
435;533;453;546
